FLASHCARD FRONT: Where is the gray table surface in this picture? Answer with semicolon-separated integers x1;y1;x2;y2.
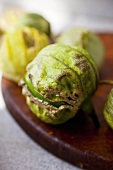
0;73;81;170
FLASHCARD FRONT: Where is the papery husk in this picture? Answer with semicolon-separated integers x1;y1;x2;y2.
0;27;50;83
22;44;99;124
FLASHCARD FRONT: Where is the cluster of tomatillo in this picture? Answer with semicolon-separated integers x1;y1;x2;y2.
0;9;112;129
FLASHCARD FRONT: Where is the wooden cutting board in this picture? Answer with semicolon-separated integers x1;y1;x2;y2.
2;33;113;170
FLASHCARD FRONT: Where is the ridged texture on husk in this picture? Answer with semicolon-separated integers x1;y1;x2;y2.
22;44;99;124
0;27;50;82
56;27;105;69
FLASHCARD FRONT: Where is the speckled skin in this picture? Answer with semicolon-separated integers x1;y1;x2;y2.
22;44;99;124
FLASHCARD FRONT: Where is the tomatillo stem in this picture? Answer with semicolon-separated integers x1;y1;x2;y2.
99;80;113;85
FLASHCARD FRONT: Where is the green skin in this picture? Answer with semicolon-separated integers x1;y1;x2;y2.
56;27;105;69
22;44;99;124
0;26;50;83
104;89;113;129
15;13;51;36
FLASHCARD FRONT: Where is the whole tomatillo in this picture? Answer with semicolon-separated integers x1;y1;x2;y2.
103;89;113;129
0;26;50;83
22;44;99;125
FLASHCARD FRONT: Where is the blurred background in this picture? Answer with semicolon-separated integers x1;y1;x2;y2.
0;0;113;34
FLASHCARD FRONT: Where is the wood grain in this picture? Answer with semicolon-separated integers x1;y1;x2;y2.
2;33;113;170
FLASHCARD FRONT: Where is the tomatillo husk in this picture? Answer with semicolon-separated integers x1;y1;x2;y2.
56;27;105;70
21;44;99;125
103;89;113;129
0;10;51;36
15;13;51;36
0;26;50;83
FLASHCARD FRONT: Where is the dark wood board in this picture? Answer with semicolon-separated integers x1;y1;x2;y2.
2;33;113;170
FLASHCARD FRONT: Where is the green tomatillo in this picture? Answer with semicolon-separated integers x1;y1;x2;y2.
0;26;50;83
56;27;105;70
103;89;113;129
21;44;99;125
